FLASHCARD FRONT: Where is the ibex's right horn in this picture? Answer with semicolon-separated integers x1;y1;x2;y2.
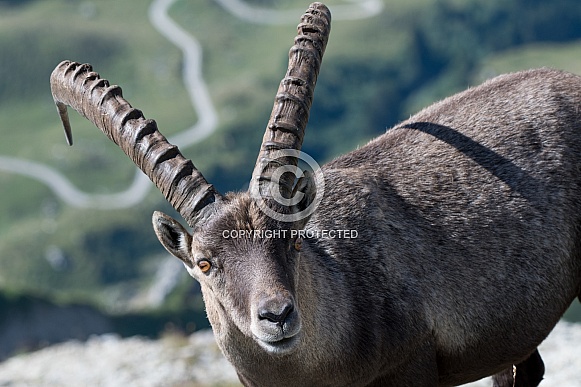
50;61;222;227
249;2;331;201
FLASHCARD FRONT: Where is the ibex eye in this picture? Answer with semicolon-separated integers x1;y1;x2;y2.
198;259;212;273
294;237;303;252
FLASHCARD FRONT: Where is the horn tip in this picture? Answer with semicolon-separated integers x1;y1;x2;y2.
55;101;74;146
65;131;73;146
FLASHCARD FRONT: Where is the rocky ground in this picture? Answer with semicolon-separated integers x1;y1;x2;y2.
0;321;579;387
0;330;238;387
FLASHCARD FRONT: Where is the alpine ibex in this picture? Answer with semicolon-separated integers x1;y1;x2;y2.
50;2;581;386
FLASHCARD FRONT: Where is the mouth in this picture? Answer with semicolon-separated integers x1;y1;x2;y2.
256;332;300;355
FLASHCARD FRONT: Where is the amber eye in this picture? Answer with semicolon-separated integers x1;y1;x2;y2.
198;259;212;273
294;237;302;252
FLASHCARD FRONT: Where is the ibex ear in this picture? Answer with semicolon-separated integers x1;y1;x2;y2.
152;211;193;267
292;171;317;230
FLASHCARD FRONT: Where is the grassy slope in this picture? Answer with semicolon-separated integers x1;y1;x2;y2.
0;0;193;302
476;41;581;80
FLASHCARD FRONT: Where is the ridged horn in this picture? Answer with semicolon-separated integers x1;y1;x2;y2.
249;2;331;201
50;60;222;227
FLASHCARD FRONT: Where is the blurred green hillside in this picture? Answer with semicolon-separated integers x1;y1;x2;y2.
1;0;581;344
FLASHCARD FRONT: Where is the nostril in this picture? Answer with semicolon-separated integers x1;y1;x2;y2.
258;301;294;324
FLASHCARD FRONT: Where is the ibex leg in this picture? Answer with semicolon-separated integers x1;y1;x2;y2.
492;349;544;387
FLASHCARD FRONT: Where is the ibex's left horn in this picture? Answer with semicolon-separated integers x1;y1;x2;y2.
50;60;222;227
249;2;331;201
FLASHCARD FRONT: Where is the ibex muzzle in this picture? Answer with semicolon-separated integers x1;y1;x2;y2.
252;291;300;353
51;2;581;386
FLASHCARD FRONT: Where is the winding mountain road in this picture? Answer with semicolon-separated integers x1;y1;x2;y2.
0;0;382;210
215;0;383;24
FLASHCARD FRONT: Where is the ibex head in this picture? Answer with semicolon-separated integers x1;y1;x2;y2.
50;2;330;355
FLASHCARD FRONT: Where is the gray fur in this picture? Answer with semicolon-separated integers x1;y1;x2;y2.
153;68;581;386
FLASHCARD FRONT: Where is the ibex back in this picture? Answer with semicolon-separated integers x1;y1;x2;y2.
50;3;581;386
